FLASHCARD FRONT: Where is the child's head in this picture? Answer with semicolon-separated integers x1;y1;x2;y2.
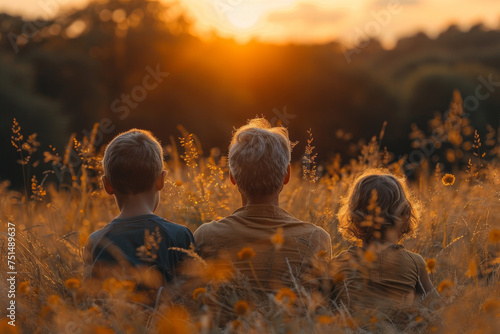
102;129;164;195
338;169;419;244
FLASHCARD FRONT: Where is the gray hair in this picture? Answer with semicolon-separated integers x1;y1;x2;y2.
229;118;292;196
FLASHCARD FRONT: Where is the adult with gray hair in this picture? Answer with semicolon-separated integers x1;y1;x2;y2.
194;118;332;291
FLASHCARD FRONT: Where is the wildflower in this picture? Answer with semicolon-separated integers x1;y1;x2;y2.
364;250;376;263
47;294;62;306
65;278;81;290
18;281;30;294
275;287;297;306
426;259;436;273
488;229;500;244
203;260;235;283
120;280;136;292
231;320;242;330
156;306;193;334
437;280;454;293
103;277;121;294
271;227;284;250
234;300;250;316
442;174;455;186
317;315;335;324
238;247;256;261
193;287;207;300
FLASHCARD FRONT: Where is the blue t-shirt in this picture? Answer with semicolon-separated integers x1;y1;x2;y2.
83;214;194;285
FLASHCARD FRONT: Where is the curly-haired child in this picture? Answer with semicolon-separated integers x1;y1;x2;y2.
331;169;437;320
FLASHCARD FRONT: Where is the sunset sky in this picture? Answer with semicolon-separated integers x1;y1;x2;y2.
1;0;500;46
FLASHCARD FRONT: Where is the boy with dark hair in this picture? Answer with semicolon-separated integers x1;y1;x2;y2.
83;129;194;289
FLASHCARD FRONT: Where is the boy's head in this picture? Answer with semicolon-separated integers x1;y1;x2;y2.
338;169;420;243
228;117;292;197
102;129;164;195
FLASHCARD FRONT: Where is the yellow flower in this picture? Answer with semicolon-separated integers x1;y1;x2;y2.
18;281;30;294
203;259;235;284
437;280;454;293
364;250;376;263
156;306;193;334
271;227;284;250
426;259;436;273
231;320;242;330
120;280;136;292
275;287;297;306
238;247;256;261
193;287;207;300
65;278;81;290
488;229;500;244
442;174;455;186
317;315;335;324
234;300;250;316
47;294;62;306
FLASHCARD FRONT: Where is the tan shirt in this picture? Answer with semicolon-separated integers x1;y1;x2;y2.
194;205;332;291
331;244;428;310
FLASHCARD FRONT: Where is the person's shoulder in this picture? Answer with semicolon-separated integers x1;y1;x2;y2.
193;219;224;238
402;248;427;267
88;222;112;242
294;218;331;240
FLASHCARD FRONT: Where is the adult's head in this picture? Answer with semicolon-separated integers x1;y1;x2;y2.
228;118;292;201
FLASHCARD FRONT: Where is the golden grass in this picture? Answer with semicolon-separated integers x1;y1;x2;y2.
1;104;500;333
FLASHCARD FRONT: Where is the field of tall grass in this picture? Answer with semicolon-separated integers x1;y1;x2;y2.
1;92;500;333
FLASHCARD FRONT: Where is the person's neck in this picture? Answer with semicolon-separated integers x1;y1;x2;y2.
114;191;157;219
241;193;280;207
362;228;401;249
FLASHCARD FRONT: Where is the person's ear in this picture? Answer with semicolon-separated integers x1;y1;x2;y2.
283;164;291;185
102;175;115;195
156;170;167;191
229;171;237;185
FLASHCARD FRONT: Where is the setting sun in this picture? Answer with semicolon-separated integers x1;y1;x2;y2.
224;3;262;29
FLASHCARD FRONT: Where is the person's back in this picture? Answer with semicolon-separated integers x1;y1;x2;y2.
194;118;332;291
85;214;193;288
330;169;437;325
195;204;330;291
332;244;427;310
82;129;194;290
